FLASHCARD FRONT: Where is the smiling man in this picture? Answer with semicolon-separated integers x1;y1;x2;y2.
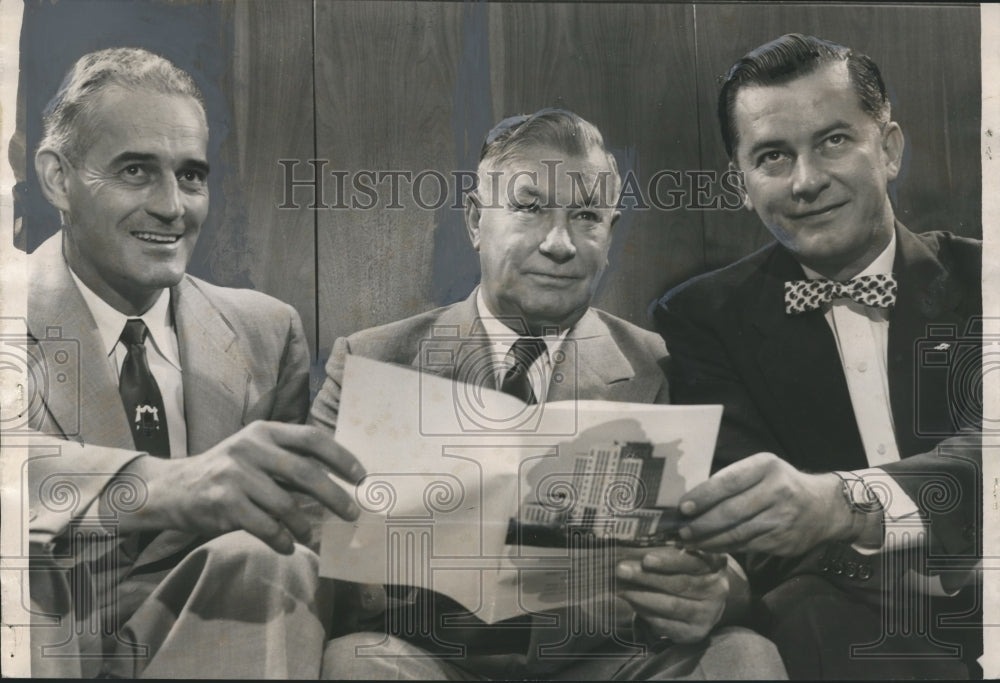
25;47;365;677
310;109;786;680
655;34;983;678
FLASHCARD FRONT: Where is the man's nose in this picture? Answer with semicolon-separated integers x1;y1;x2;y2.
146;175;185;222
538;213;577;263
790;153;831;202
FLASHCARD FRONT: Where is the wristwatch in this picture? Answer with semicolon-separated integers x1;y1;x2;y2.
832;471;884;515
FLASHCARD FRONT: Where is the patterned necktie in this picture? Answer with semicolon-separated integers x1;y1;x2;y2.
784;273;897;315
499;337;547;405
118;319;170;457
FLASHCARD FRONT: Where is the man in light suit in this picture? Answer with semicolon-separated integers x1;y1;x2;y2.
21;47;364;677
313;109;786;679
654;34;982;678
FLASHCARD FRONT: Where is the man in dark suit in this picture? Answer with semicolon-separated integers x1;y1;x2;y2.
654;34;982;678
20;47;364;677
313;109;787;679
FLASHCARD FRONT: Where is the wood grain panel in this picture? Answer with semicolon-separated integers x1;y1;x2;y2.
693;3;981;271
488;2;705;327
216;0;317;350
314;0;467;356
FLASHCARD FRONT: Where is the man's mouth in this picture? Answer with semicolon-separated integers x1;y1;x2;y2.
132;231;182;244
527;272;581;282
789;202;847;219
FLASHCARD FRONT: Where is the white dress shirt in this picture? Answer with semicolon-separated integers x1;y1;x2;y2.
801;231;923;552
68;268;188;457
475;289;568;402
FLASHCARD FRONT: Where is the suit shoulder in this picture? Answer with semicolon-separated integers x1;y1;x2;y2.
182;275;295;312
180;275;302;335
658;241;778;312
916;230;982;277
591;308;667;360
340;303;458;364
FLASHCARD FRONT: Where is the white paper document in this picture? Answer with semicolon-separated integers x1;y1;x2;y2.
320;355;722;623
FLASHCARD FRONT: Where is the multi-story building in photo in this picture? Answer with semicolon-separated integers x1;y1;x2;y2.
519;441;671;544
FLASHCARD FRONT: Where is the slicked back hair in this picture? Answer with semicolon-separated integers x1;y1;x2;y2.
718;33;890;159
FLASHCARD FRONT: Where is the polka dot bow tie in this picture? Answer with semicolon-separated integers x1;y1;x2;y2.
784;274;898;315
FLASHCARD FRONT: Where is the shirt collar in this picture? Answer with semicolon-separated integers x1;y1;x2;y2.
67;263;180;369
474;288;568;361
801;229;896;281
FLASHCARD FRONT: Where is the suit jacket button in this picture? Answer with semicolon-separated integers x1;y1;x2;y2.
859;565;872;581
846;561;858;579
832;560;844;576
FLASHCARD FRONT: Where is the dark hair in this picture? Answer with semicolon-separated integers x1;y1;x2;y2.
718;33;890;159
476;108;621;202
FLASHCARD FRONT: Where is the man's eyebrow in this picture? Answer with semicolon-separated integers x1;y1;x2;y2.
108;152;159;167
511;186;541;200
182;159;211;175
107;152;210;175
568;195;602;209
744;121;856;158
812;121;855;140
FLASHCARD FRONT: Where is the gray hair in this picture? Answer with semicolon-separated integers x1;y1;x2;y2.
40;47;206;162
476;108;621;207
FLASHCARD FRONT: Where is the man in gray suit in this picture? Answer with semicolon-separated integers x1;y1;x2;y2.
22;47;364;677
312;109;785;679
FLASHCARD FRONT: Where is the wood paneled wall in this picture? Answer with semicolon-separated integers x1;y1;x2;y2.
16;1;982;372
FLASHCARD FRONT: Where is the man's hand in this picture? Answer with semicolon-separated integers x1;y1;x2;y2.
107;421;366;554
615;545;730;643
677;452;859;556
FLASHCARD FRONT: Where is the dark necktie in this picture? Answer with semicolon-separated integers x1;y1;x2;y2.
118;319;170;457
784;273;897;315
499;336;547;404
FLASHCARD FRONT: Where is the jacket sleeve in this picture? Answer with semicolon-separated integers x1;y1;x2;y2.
268;304;311;424
653;289;785;471
307;335;351;431
22;432;143;549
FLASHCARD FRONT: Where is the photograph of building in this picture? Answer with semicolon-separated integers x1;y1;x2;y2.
514;441;682;546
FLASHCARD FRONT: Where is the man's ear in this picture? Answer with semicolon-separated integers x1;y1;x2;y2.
881;121;904;182
35;148;73;214
464;192;482;251
728;161;753;212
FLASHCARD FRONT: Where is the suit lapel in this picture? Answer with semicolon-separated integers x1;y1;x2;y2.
550;309;641;403
27;235;134;449
416;293;655;404
887;223;967;455
172;277;250;456
743;247;868;471
133;277;252;568
407;291;495;388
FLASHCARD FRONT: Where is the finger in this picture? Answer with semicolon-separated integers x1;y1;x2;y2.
619;589;704;626
680;505;779;553
240;469;315;545
630;611;707;645
678;479;778;542
679;452;776;517
262;423;367;484
234;496;297;554
615;562;722;599
248;440;362;521
635;546;726;575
